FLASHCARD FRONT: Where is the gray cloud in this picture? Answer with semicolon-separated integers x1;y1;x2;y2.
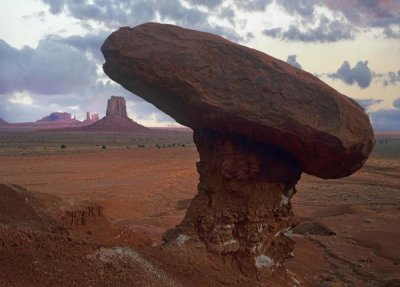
286;55;302;70
41;0;244;42
42;0;156;28
355;98;383;111
263;16;355;43
384;71;400;86
157;0;205;27
46;31;109;63
126;101;177;125
278;0;318;18
219;6;236;25
0;38;97;95
383;26;400;39
329;61;373;89
187;0;223;9
41;0;399;44
323;0;400;28
269;0;400;41
233;0;272;12
394;98;400;109
370;108;400;131
357;98;400;131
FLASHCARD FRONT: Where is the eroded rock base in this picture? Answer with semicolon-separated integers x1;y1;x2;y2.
164;129;302;274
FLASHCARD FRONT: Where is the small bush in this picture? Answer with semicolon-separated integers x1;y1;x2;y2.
102;145;106;149
60;144;66;149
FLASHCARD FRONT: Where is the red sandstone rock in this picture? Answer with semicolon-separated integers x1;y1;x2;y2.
37;112;78;123
85;95;149;132
101;23;374;275
106;96;128;117
102;23;374;179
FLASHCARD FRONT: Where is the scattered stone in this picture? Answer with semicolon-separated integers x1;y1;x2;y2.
255;255;275;269
175;234;189;246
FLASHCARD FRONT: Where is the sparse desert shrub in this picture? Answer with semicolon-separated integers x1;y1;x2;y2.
102;145;107;149
60;144;66;149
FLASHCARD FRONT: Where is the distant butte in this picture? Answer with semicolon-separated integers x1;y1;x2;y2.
84;96;149;132
37;112;79;123
0;118;9;126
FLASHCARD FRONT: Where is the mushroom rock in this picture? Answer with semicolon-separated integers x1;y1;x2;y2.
101;23;374;273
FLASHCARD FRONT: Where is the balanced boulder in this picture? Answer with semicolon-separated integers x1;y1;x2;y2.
101;23;374;275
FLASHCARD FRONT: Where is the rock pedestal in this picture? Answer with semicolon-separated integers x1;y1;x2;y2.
101;23;374;275
165;129;302;272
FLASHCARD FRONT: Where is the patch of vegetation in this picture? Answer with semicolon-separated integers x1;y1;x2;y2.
60;144;67;149
372;138;400;158
0;130;194;156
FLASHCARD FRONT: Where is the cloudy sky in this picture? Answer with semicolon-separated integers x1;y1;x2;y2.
0;0;399;129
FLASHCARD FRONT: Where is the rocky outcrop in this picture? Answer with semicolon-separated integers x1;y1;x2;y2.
106;96;128;117
101;23;374;274
62;205;103;227
37;112;78;123
83;112;99;125
102;23;374;179
0;118;9;126
164;129;301;274
85;96;149;132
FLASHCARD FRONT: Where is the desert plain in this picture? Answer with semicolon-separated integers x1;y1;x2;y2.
0;130;399;286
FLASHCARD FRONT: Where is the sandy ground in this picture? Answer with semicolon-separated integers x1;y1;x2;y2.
0;141;399;286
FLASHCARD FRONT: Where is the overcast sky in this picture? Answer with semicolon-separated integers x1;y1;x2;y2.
0;0;399;129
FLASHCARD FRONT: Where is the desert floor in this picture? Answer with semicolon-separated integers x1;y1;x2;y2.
0;131;399;286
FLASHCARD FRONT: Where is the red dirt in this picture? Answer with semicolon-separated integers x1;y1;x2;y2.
0;147;399;286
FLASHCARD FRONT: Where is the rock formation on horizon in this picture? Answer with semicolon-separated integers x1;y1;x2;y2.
83;111;99;125
0;118;9;127
101;23;374;277
37;112;79;123
106;96;128;117
85;96;149;132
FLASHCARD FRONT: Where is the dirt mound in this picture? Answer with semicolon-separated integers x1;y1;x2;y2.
0;184;164;286
0;184;65;233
